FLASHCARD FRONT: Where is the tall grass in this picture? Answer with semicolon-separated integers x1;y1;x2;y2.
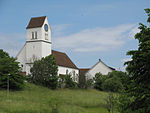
0;83;118;113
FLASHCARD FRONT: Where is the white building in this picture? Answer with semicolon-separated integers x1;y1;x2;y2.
16;16;79;82
79;59;115;80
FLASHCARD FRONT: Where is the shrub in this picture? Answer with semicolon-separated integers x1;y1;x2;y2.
29;55;58;89
86;79;94;88
64;74;76;88
78;74;87;89
102;76;123;92
0;49;25;90
94;72;107;90
107;71;129;90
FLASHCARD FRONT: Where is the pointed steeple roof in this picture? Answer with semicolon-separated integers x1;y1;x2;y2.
26;16;46;29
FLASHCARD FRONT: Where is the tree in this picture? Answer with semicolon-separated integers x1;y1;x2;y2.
105;93;115;113
94;71;127;92
107;71;129;90
102;76;123;92
94;72;107;90
119;9;150;113
0;49;25;90
29;54;58;89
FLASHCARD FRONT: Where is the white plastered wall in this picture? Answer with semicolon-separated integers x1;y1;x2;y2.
16;44;26;72
58;66;79;82
86;61;113;80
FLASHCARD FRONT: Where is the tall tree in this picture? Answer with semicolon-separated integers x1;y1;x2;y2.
30;54;58;89
0;49;25;90
120;9;150;113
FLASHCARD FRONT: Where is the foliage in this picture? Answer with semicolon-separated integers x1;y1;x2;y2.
102;76;123;92
58;77;65;88
0;49;25;90
107;71;129;91
78;74;94;89
64;74;76;88
116;93;132;113
94;73;107;90
105;93;115;113
86;79;94;88
29;54;58;89
94;71;127;92
118;8;150;113
78;74;87;89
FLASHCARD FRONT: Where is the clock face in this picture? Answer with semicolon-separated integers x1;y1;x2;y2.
44;24;48;32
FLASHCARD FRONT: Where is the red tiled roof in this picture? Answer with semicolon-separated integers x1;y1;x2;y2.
109;66;115;71
52;50;78;69
79;68;90;75
20;72;26;75
26;16;46;29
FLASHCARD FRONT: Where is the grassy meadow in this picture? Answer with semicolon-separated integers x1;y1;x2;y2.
0;83;118;113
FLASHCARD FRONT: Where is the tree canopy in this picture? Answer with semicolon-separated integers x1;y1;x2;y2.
29;54;58;89
119;8;150;113
0;49;25;90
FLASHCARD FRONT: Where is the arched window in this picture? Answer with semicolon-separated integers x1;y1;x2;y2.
35;31;37;39
73;71;75;81
32;32;34;39
66;69;68;75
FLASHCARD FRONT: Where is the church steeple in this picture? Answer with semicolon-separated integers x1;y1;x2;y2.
26;16;51;43
25;16;52;64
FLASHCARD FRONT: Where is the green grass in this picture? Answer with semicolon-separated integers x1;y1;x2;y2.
0;83;118;113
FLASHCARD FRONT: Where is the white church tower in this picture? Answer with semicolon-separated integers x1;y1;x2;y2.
17;16;51;74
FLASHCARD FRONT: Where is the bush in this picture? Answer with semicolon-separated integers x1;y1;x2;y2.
86;79;94;88
102;76;123;92
64;74;76;88
0;49;25;90
78;74;87;89
29;55;58;89
94;73;107;90
107;71;129;90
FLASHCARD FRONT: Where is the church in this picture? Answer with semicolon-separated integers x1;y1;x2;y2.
16;16;79;82
16;16;114;82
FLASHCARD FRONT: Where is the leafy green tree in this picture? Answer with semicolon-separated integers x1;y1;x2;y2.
107;71;129;90
105;93;115;113
29;55;58;89
102;76;123;92
94;72;107;90
119;8;150;113
0;49;25;90
94;71;127;92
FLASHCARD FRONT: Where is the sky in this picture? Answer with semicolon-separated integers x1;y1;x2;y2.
0;0;149;70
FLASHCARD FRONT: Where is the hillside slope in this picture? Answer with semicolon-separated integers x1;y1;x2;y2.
0;83;117;113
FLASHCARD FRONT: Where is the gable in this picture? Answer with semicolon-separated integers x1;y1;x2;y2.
87;60;114;77
26;16;46;29
52;50;78;69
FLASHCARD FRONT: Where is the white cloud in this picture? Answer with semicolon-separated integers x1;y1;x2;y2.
128;26;140;38
0;33;25;57
0;23;138;57
51;24;71;37
53;24;136;52
121;58;132;63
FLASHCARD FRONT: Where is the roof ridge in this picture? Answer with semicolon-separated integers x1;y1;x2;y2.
31;16;46;19
26;16;47;29
52;50;78;69
52;50;66;54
